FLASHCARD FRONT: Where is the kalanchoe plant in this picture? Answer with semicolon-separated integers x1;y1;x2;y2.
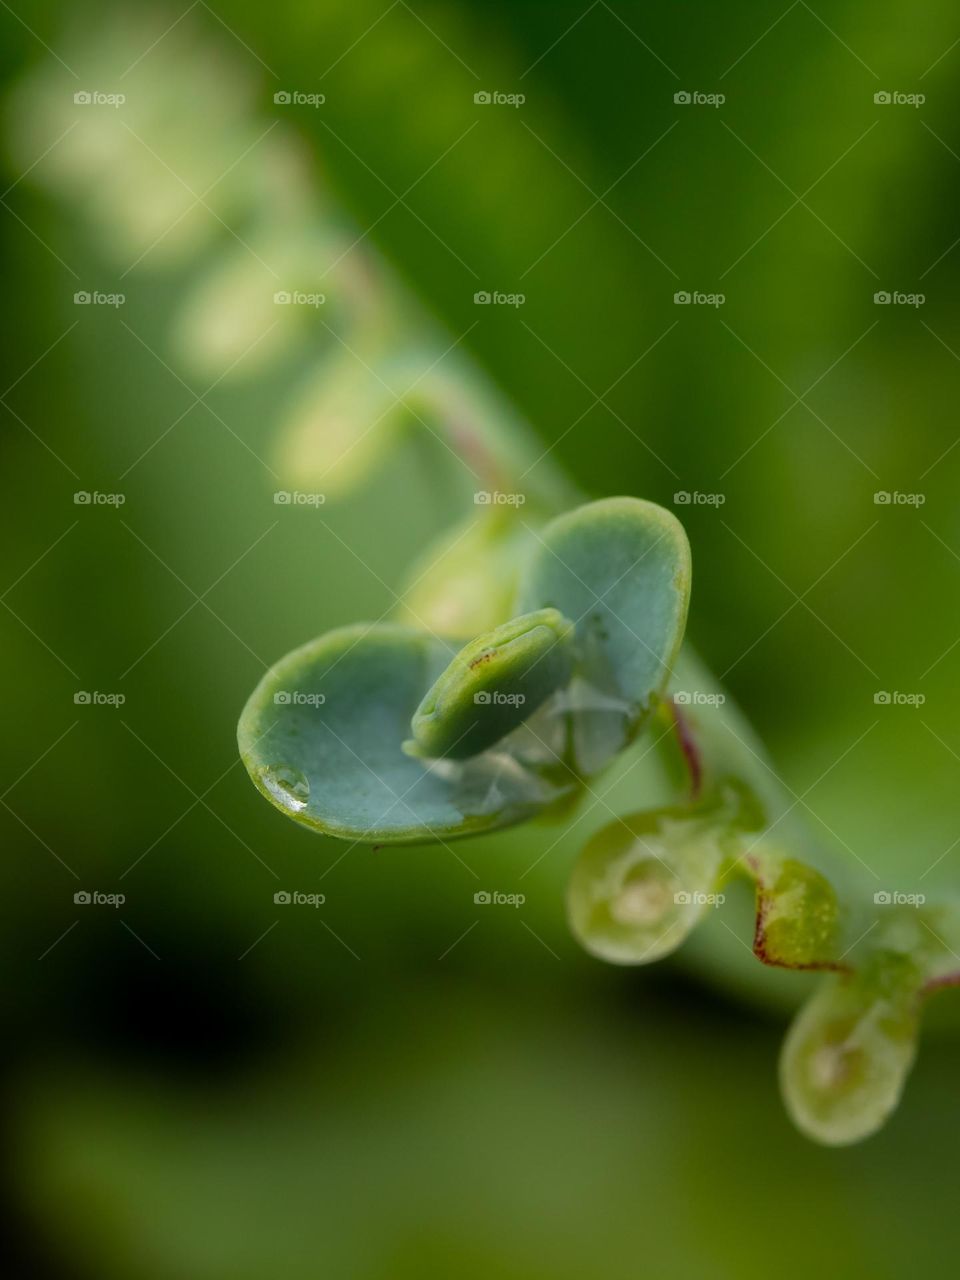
239;492;960;1147
25;21;957;1148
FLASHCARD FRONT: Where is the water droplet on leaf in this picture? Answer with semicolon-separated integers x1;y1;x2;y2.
260;764;310;812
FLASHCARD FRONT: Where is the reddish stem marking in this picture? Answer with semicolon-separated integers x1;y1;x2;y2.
670;699;702;800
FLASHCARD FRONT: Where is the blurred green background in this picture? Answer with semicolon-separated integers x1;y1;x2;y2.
2;1;960;1275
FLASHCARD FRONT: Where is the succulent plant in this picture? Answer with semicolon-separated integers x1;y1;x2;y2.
22;17;958;1146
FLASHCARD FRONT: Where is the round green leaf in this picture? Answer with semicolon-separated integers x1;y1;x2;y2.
567;804;728;965
238;623;571;843
780;954;921;1145
517;497;691;773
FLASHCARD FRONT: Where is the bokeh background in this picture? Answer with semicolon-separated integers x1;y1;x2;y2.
2;1;960;1275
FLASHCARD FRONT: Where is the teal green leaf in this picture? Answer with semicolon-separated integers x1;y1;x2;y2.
517;497;691;773
238;623;572;843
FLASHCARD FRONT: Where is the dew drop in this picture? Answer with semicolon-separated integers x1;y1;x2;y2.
261;764;310;812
